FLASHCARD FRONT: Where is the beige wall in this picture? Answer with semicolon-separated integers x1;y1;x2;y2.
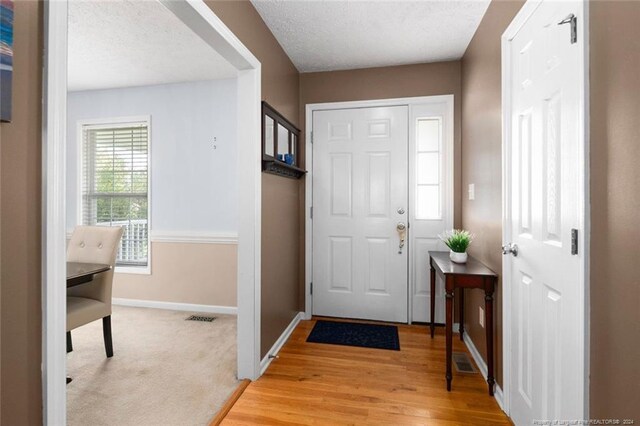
260;174;302;356
113;242;237;307
460;0;524;389
589;1;640;420
0;1;43;424
206;0;302;358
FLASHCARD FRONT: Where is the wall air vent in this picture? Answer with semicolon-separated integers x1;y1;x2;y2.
453;352;477;373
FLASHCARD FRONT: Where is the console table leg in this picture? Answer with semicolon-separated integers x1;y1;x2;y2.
459;289;465;341
485;291;495;396
445;285;454;391
430;265;436;339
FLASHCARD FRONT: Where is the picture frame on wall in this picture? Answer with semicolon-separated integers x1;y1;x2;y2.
0;0;14;123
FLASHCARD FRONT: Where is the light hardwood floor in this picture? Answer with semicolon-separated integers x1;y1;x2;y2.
222;318;511;425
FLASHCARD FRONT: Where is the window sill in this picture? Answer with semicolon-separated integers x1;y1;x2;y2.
115;265;151;275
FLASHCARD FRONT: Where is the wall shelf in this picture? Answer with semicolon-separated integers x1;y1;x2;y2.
262;160;306;179
262;101;305;179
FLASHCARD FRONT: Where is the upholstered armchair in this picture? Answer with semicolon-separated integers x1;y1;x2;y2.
67;226;124;357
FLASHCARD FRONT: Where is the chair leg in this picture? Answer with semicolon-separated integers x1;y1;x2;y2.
67;331;73;353
102;315;113;358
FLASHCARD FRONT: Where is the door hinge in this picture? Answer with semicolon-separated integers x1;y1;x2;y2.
558;13;577;44
310;282;313;295
310;206;313;219
571;229;579;255
310;131;313;144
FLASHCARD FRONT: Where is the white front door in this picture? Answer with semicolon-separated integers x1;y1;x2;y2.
312;106;409;322
506;1;585;423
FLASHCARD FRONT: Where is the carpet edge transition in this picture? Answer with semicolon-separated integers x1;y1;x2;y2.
209;379;251;425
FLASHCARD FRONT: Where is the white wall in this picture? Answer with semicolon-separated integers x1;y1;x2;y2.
66;79;238;234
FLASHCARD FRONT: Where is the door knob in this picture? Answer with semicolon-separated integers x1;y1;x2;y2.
397;222;407;254
501;243;518;257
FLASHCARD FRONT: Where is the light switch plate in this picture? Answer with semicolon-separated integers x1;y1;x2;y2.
468;184;475;200
479;306;485;328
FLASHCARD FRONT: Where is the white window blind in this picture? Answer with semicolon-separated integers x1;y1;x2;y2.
82;123;149;267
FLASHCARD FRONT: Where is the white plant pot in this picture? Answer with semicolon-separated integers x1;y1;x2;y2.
450;250;468;264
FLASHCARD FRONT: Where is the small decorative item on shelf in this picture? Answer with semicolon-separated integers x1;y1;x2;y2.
284;153;294;165
439;229;473;264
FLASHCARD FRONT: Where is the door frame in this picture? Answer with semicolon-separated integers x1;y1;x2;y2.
501;0;590;416
304;95;455;322
42;1;262;424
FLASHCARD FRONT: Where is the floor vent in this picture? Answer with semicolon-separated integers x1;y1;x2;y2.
186;315;216;323
453;352;477;373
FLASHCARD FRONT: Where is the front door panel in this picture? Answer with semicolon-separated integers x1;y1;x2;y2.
313;106;408;322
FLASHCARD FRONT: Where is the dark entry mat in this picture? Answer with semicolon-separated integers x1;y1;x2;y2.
306;320;400;351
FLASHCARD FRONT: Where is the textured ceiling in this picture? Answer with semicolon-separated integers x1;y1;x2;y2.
68;0;238;91
251;0;491;73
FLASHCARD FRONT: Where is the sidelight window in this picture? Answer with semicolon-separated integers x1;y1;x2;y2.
415;118;442;220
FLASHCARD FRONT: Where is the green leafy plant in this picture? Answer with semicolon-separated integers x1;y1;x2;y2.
439;229;473;253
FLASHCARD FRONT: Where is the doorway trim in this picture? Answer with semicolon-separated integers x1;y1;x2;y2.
304;95;455;322
42;1;262;424
500;0;590;416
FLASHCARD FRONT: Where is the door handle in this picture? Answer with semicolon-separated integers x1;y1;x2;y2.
397;222;407;254
501;243;518;257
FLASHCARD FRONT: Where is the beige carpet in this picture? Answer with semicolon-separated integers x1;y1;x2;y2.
67;305;239;426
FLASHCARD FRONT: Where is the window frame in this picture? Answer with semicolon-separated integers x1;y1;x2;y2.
77;115;152;275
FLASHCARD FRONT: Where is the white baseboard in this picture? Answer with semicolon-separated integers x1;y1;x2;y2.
462;332;506;413
259;312;303;376
112;297;237;315
494;384;505;413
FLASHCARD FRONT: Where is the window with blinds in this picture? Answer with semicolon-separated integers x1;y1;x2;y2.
81;122;149;267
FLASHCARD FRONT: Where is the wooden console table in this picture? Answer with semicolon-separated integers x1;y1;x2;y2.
429;251;498;396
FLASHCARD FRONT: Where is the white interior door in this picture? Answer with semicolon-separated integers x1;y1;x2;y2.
506;1;585;423
312;106;408;322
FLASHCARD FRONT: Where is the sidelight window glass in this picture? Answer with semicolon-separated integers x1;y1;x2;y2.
415;117;442;220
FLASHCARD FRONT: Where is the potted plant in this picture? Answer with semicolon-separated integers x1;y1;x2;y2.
439;229;473;264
